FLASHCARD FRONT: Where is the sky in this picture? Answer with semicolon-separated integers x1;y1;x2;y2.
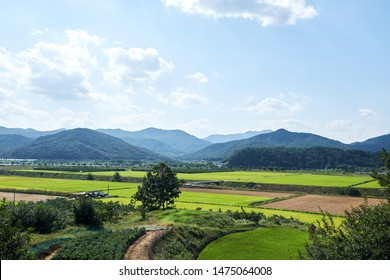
0;0;389;143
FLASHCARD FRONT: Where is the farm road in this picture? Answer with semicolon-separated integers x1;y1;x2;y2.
0;191;62;202
124;229;166;260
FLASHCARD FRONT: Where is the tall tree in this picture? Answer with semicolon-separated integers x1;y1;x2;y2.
132;162;181;210
371;148;390;199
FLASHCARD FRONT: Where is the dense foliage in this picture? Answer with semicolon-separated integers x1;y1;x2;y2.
227;147;381;170
132;162;181;210
303;202;390;259
53;228;146;260
0;199;32;260
152;225;225;260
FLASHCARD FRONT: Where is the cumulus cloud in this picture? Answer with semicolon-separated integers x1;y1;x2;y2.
1;30;104;100
248;97;303;116
325;120;353;130
359;108;377;117
179;118;215;137
159;88;208;108
103;47;174;84
162;0;318;26
186;72;208;83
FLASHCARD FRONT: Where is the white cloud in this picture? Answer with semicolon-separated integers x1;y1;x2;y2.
359;108;377;117
2;29;104;100
179;118;215;138
248;97;303;116
186;72;208;83
160;88;209;108
162;0;318;26
325;120;353;130
103;47;174;84
256;118;313;132
57;108;95;128
0;101;53;126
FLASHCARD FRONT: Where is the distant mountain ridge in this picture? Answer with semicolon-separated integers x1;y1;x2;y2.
0;126;389;161
184;129;352;160
3;128;168;161
350;134;390;152
97;128;211;157
203;130;272;143
0;126;65;138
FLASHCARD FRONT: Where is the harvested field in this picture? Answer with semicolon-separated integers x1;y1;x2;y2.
181;187;292;198
260;194;386;216
0;191;62;202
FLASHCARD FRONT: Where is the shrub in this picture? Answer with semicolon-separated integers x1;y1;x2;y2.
73;198;102;227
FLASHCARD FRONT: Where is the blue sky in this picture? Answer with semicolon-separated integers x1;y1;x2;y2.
0;0;389;143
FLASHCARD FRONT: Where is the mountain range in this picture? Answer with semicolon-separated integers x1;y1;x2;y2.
0;126;389;161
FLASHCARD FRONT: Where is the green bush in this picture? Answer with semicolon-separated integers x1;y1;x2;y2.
53;228;146;260
73;198;102;227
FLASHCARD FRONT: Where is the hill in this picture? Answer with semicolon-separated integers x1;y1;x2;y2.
350;134;390;152
226;147;381;170
203;130;272;143
98;128;211;156
4;128;169;161
0;134;34;154
184;129;350;160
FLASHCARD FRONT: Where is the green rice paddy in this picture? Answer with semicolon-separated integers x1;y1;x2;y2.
198;227;309;260
21;169;379;187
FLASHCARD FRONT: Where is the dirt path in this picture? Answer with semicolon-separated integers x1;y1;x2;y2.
0;192;62;202
124;230;165;260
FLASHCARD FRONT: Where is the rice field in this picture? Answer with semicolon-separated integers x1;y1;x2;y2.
0;175;342;225
20;169;379;188
198;227;309;260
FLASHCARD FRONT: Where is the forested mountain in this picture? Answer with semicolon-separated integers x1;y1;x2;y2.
98;127;211;156
185;129;350;160
4;128;168;161
0;134;34;154
226;147;381;170
203;130;272;143
350;134;390;152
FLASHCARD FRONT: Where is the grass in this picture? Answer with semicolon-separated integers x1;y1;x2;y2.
177;191;272;207
174;202;344;225
197;227;309;260
18;169;379;187
0;176;138;194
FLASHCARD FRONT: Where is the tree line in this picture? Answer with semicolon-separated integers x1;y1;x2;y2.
226;146;381;170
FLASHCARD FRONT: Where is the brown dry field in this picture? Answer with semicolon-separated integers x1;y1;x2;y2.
261;194;387;215
181;187;293;198
0;192;61;202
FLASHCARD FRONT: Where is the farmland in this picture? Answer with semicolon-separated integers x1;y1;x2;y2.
0;167;385;260
198;227;309;260
17;169;380;187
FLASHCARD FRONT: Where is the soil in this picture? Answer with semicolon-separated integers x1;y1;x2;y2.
260;194;386;215
124;230;165;260
181;187;292;198
0;192;62;202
